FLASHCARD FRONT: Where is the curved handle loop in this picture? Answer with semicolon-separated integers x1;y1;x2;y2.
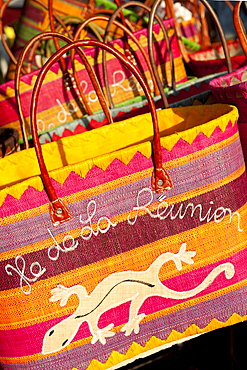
164;0;232;72
15;32;114;149
73;14;162;106
147;0;176;97
102;1;173;109
197;0;232;74
233;1;247;57
0;0;73;72
47;0;110;121
30;40;173;226
0;0;27;73
178;0;211;50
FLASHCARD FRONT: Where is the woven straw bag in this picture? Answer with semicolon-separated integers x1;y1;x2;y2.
1;39;247;370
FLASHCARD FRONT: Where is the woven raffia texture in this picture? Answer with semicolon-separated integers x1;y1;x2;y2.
209;66;247;162
0;18;187;141
1;104;247;370
189;39;247;77
9;0;134;72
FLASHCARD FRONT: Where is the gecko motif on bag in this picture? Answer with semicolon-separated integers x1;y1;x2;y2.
42;243;235;355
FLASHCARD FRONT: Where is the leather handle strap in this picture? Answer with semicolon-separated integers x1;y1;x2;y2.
47;0;95;118
198;0;232;74
73;14;162;108
163;0;232;72
30;40;173;226
147;0;176;95
102;1;172;109
233;1;247;57
0;0;27;73
15;32;114;149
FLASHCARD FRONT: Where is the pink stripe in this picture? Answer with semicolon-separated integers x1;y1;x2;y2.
0;247;245;357
0;121;238;214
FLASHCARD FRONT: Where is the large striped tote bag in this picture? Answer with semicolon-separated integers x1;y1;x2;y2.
1;40;247;370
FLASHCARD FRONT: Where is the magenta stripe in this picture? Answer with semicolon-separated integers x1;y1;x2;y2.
2;284;247;370
0;248;246;357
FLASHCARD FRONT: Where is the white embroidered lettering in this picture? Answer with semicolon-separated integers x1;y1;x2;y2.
111;70;132;96
80;200;117;240
127;188;156;225
56;99;78;124
5;256;46;295
128;188;243;231
47;228;79;261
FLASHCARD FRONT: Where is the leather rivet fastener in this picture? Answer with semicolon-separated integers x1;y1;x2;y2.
157;179;164;186
56;208;63;215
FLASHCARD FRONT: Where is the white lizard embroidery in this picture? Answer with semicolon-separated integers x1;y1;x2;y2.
42;243;235;355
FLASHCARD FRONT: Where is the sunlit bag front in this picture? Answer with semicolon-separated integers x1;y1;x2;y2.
1;100;247;369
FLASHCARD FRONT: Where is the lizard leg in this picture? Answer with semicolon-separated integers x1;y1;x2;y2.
121;294;145;336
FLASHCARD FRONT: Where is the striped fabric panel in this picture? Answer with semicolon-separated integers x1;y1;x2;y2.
1;198;247;326
1;106;247;369
0;133;243;249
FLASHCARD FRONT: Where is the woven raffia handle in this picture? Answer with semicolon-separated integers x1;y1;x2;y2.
233;1;247;57
30;40;173;226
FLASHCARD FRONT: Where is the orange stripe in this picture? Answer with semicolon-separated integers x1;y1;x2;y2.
1;201;247;328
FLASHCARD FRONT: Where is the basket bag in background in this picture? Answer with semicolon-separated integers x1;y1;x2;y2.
39;90;213;143
141;0;232;106
0;14;187;142
5;0;138;75
172;0;247;77
209;1;247;163
1;39;247;370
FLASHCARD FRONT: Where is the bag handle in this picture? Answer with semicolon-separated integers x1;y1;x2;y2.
47;0;111;121
178;0;211;50
0;0;26;73
30;39;173;226
164;0;232;73
15;32;114;149
102;1;173;109
198;0;232;73
147;0;176;97
0;0;74;74
233;1;247;57
47;0;137;113
73;14;162;106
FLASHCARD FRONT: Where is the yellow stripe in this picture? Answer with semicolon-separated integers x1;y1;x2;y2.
0;308;243;365
2;57;186;141
0;128;240;228
0;105;238;192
